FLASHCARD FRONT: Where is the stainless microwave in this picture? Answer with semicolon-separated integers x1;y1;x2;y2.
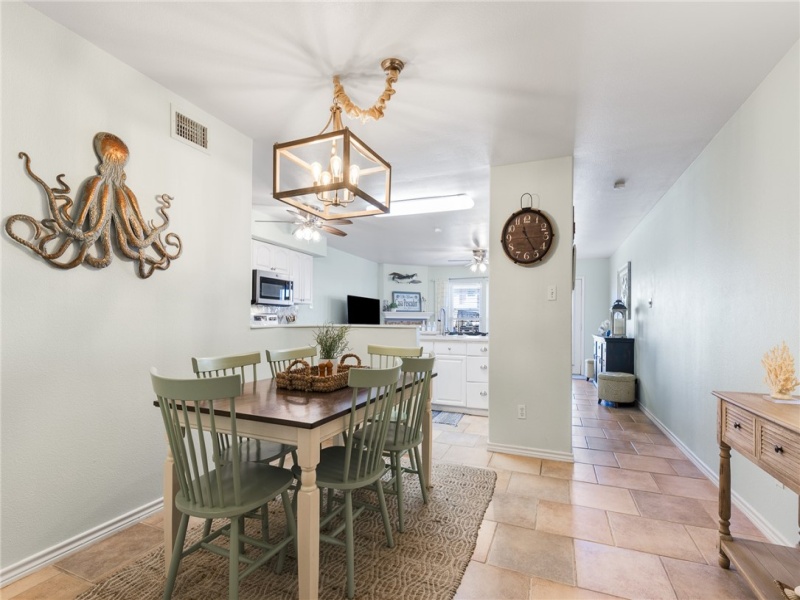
251;270;293;306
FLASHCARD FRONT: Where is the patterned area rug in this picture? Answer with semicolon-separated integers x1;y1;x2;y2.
76;463;495;600
431;411;464;426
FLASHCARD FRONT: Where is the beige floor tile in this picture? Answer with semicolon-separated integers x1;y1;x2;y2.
488;453;542;475
536;500;613;545
570;481;639;515
574;539;677;599
487;523;576;585
590;410;635;423
506;473;571;503
572;417;583;426
463;420;489;436
631;490;717;528
594;465;660;492
8;572;91;600
631;441;687;459
630;413;655;423
573;426;607;438
614;452;677;474
602;428;653;442
541;460;597;483
492;467;512;493
55;523;163;582
646;432;676;446
432;441;451;459
586;437;637;454
472;520;497;563
619;421;662;434
652;473;718;501
661;556;757;599
530;577;626;599
454;560;533;600
141;510;164;528
573;435;589;448
484;492;539;529
607;512;705;562
581;419;622;430
697;499;767;539
685;524;723;566
667;459;707;478
0;566;61;599
440;443;491;467
572;448;619;467
436;430;483;447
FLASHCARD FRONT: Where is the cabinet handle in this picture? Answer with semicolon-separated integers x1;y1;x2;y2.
447;347;452;351
480;347;488;352
774;445;783;454
480;364;488;370
733;422;741;429
480;391;488;397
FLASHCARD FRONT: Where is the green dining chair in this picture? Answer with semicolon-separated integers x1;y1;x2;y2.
355;356;434;532
367;344;422;368
292;365;400;600
265;345;318;377
151;369;296;600
192;352;296;467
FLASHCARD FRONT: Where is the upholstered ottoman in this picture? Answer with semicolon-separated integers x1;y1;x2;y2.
597;371;635;405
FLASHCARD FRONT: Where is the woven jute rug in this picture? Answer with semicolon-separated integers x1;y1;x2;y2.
77;463;496;600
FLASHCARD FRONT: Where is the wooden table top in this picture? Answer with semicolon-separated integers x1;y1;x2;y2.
712;391;800;433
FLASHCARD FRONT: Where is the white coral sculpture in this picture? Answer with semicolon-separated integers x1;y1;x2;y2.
761;341;800;400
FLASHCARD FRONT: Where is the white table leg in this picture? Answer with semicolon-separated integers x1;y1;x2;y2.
163;448;179;577
296;429;321;600
422;385;433;489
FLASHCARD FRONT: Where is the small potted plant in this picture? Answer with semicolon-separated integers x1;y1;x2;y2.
388;301;398;312
313;323;351;375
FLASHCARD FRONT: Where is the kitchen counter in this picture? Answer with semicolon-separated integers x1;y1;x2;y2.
418;333;489;342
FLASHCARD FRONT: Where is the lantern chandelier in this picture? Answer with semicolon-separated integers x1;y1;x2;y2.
273;58;405;221
469;249;488;273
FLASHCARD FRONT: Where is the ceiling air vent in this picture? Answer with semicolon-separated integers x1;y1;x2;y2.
170;104;209;154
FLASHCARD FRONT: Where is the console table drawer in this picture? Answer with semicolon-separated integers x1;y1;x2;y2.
722;403;756;455
759;422;800;490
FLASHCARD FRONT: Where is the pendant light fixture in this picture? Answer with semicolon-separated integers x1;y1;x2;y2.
273;58;404;220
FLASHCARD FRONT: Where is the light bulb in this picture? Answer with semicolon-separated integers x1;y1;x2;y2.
470;263;478;272
311;162;322;184
312;229;321;241
348;164;360;185
294;228;304;240
479;262;487;273
303;227;313;241
330;155;342;179
320;171;332;200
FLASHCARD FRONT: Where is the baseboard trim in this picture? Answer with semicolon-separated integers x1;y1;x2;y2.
638;404;790;547
0;498;163;586
487;441;574;463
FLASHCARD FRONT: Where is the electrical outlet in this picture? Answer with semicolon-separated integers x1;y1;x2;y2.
547;285;557;301
517;404;527;419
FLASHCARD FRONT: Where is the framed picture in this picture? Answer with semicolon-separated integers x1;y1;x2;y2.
617;261;631;318
392;291;421;312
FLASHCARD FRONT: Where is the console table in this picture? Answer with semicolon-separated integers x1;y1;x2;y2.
714;391;800;599
592;335;634;384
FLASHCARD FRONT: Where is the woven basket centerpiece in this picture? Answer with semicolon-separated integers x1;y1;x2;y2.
275;353;365;393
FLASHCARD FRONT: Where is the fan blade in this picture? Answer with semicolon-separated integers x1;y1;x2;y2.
321;225;347;237
255;220;293;223
327;219;353;226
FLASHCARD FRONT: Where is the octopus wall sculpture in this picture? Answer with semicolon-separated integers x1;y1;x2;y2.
5;132;182;278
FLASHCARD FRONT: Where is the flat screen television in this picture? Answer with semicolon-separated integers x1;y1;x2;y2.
346;294;381;325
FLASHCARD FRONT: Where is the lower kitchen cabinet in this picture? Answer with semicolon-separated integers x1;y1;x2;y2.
422;338;489;414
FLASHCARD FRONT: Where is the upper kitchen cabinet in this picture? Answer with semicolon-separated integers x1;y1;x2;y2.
252;239;313;305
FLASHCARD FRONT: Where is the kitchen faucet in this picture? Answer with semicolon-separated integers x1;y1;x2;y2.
439;307;448;334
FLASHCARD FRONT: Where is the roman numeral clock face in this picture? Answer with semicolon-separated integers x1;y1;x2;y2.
501;208;555;266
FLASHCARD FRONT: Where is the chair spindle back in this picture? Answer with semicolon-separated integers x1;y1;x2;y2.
367;344;423;369
265;346;318;377
390;356;435;447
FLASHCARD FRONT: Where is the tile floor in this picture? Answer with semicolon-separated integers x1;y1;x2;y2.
2;379;764;599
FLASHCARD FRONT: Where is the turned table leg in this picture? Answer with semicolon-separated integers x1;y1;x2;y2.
718;440;732;568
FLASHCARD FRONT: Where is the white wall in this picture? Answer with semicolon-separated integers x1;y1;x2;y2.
611;42;799;543
576;258;611;364
488;157;574;460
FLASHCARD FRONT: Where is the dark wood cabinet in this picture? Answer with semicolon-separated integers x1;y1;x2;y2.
592;335;634;383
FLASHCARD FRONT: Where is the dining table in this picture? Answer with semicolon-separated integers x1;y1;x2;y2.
157;374;433;600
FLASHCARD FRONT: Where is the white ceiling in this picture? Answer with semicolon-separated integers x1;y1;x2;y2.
30;2;799;266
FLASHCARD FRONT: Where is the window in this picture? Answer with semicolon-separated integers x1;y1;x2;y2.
446;278;488;333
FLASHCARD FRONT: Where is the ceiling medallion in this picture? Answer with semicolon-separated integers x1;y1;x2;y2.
273;58;404;221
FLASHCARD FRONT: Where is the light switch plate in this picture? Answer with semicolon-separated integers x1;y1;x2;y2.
547;285;557;301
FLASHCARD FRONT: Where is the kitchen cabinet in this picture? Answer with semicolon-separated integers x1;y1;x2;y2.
252;239;313;304
422;337;489;415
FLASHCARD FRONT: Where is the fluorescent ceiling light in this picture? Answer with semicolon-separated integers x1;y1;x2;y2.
376;194;474;217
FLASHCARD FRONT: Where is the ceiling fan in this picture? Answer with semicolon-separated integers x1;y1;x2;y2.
256;208;352;239
449;248;489;272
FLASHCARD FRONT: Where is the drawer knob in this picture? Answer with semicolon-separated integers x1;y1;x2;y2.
480;347;488;352
733;422;741;430
480;364;488;370
774;445;784;454
480;391;488;397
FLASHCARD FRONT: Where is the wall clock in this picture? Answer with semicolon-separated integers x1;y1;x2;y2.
500;206;555;266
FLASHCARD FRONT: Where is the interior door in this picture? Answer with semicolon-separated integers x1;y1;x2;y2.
571;277;584;376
